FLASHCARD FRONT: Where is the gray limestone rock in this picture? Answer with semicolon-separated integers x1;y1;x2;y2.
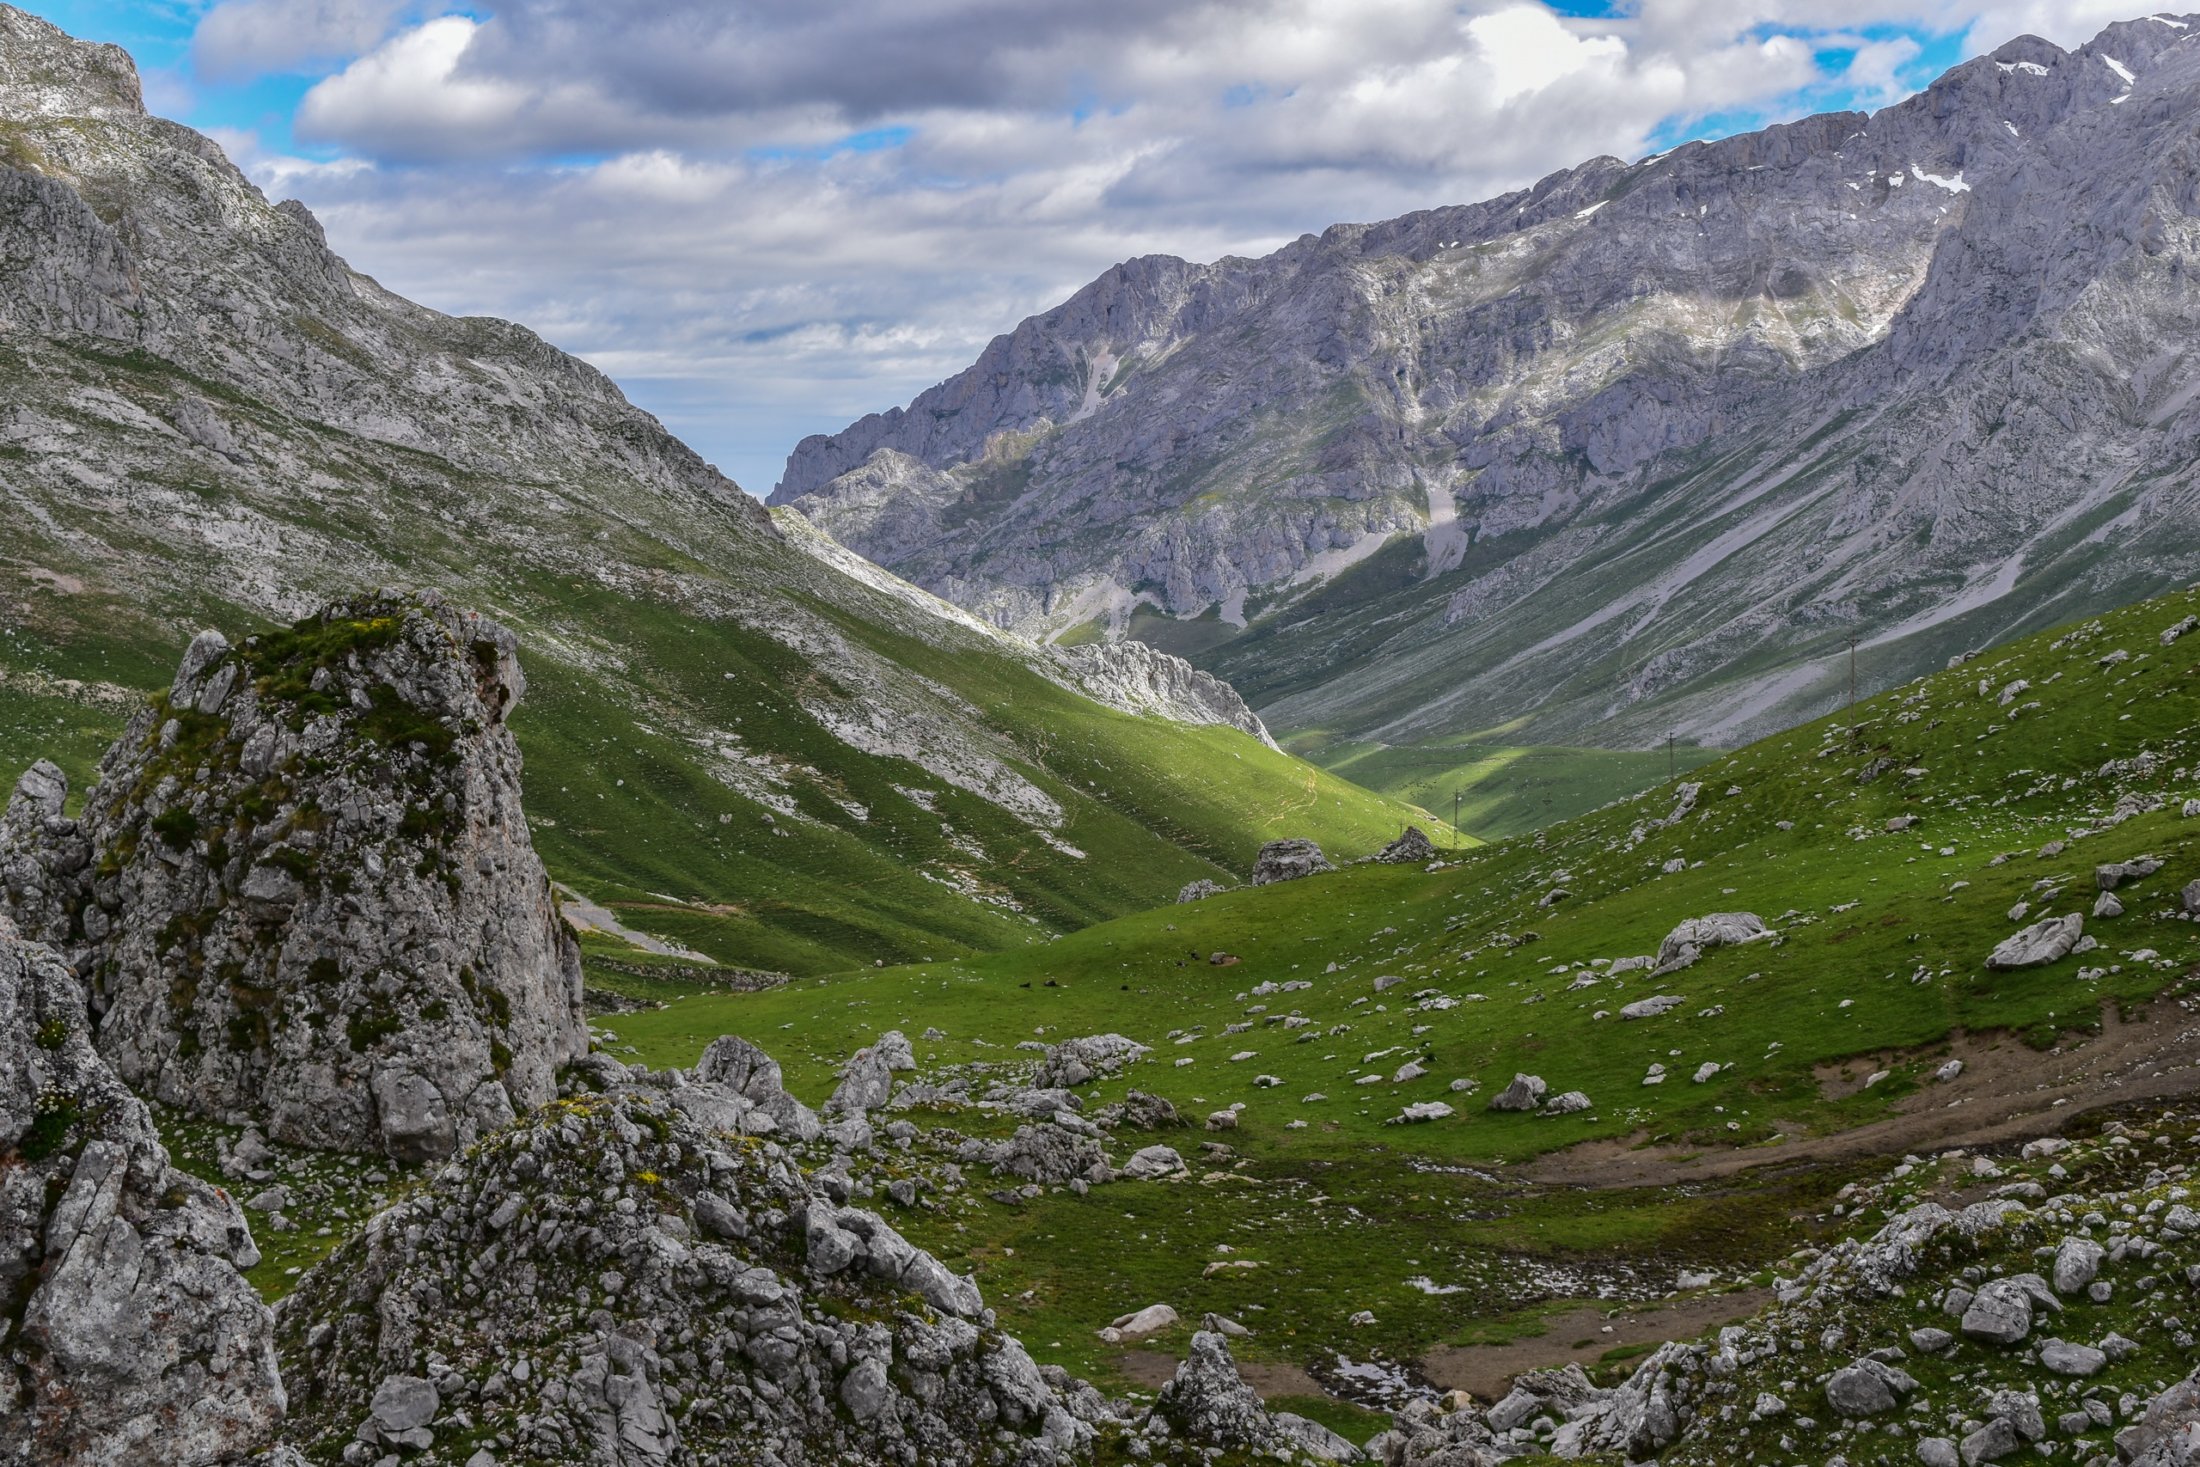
1487;1073;1548;1112
1369;826;1438;865
827;1042;896;1115
690;1034;824;1142
1034;1032;1151;1088
0;916;284;1465
1050;639;1277;749
2097;857;2162;889
2052;1236;2104;1295
1825;1357;1918;1416
1121;1144;1188;1180
2038;1338;2107;1377
1986;914;2085;971
1176;879;1227;903
1654;912;1772;971
0;595;586;1162
2118;1368;2200;1466
1251;838;1334;886
280;1050;1102;1466
1153;1330;1362;1459
1959;1276;2055;1344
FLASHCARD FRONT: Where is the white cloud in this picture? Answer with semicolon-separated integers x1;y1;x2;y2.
192;0;411;81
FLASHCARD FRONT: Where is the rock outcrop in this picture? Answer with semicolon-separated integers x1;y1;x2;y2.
1368;826;1438;865
0;916;284;1465
1050;640;1278;749
1252;838;1334;886
1150;1332;1362;1462
276;1054;1102;1466
0;594;586;1161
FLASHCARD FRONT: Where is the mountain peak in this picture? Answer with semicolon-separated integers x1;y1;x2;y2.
0;4;144;120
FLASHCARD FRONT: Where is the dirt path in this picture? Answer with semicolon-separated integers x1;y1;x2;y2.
1420;1288;1773;1400
1525;996;2200;1189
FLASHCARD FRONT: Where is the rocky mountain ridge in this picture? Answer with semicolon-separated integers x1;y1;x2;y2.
0;4;1433;974
776;12;2200;753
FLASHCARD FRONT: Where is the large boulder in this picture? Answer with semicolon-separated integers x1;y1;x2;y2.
0;917;284;1465
689;1033;824;1141
1960;1275;2056;1344
1034;1032;1151;1088
1986;914;2084;970
1654;912;1772;971
0;595;587;1161
1251;838;1334;886
278;1054;1103;1466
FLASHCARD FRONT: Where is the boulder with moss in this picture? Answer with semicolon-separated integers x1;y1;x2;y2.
0;592;586;1161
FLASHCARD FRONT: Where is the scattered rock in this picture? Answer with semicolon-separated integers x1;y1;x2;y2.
1108;1304;1179;1340
1958;1275;2054;1344
1176;880;1226;904
2096;857;2161;890
1386;1101;1453;1124
1121;1145;1187;1180
1620;994;1686;1020
1825;1357;1917;1417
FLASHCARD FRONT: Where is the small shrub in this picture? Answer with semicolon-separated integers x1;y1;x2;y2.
151;807;199;851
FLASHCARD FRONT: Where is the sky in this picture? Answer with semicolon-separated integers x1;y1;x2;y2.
19;0;2166;494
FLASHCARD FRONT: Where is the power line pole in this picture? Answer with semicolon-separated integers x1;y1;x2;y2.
1452;789;1462;850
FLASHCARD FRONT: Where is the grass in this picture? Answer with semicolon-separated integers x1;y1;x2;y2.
1285;734;1724;840
594;581;2200;1395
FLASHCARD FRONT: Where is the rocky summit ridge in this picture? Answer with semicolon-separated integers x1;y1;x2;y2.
777;12;2200;753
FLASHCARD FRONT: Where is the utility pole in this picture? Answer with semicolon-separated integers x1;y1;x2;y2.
1452;789;1462;850
1849;635;1859;710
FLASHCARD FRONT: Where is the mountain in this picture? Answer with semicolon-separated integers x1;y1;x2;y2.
0;7;1439;976
774;12;2200;778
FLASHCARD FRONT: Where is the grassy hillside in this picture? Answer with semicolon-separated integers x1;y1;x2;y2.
590;581;2200;1402
1284;730;1723;841
2;546;1438;976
